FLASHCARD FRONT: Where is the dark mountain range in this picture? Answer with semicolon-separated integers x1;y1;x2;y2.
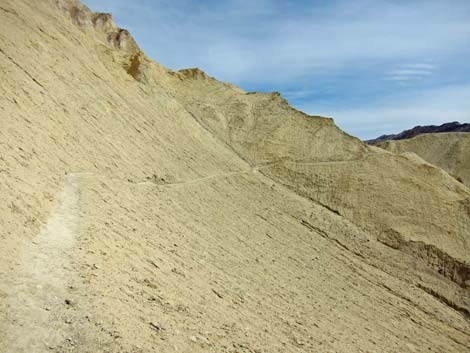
367;121;470;144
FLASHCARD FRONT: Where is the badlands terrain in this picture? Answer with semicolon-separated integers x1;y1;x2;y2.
0;0;469;352
376;132;470;188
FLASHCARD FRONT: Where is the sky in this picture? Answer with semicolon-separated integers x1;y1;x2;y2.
81;0;470;139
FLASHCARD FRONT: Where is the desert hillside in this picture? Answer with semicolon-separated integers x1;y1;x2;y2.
377;132;470;187
0;1;469;352
169;70;470;263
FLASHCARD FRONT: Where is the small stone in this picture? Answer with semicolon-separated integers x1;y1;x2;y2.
149;322;166;331
65;337;75;345
65;298;76;306
198;336;210;345
189;335;209;345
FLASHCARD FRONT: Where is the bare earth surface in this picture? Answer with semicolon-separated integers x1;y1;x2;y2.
1;173;86;352
1;0;470;352
377;132;470;187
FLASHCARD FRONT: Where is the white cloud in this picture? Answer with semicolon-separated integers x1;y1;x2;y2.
389;69;433;77
402;63;437;70
385;64;436;82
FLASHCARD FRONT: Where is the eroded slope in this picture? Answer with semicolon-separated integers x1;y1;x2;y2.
0;0;469;352
168;68;470;264
377;132;470;187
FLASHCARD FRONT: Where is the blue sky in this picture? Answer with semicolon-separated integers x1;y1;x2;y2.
82;0;470;139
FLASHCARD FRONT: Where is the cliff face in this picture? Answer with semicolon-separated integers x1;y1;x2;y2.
378;133;470;187
1;1;470;352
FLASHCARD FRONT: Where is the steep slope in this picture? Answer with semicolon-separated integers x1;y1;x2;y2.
168;70;470;264
377;133;470;187
367;121;470;144
0;1;469;352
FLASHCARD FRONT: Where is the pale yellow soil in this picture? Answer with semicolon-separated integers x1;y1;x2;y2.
377;132;470;187
0;0;469;352
169;70;470;263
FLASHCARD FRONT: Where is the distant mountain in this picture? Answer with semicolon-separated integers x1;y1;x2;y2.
367;121;470;144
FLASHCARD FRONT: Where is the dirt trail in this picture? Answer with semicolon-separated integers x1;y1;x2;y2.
1;173;87;352
1;154;384;189
134;155;385;187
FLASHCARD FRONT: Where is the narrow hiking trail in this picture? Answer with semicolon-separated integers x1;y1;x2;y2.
0;153;385;186
0;157;388;351
0;173;87;352
0;168;469;352
0;169;257;351
135;170;252;187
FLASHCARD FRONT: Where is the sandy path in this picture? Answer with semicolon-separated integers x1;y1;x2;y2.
136;170;251;187
1;173;87;352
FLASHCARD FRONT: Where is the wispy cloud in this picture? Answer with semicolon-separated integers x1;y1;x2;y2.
403;63;437;70
386;63;436;82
